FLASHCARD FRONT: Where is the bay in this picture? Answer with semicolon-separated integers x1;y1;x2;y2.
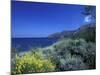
12;38;58;51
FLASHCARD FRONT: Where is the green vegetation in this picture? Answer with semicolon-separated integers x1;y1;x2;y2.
48;23;96;42
11;38;95;74
11;51;55;74
42;39;95;71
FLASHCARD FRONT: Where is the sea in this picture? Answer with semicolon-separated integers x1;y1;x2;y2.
11;38;58;52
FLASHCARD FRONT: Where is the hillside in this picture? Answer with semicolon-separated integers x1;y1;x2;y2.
12;38;96;74
48;23;96;42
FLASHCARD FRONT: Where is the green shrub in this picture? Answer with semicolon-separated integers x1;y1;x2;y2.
42;38;96;71
11;51;55;74
59;54;88;71
11;38;95;74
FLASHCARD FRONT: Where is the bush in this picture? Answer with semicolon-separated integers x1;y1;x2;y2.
11;38;95;74
59;54;88;71
11;51;55;74
42;38;96;71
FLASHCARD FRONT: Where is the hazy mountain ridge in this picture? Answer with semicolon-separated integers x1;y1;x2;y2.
48;23;96;42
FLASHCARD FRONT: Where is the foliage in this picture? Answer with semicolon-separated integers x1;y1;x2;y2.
42;39;96;71
82;6;96;19
11;38;95;74
11;51;55;74
59;54;87;71
74;25;96;42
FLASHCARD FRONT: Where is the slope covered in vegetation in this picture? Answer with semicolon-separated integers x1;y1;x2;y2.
48;23;96;42
11;38;96;74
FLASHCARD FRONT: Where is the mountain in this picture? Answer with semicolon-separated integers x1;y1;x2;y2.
48;30;75;39
48;23;96;42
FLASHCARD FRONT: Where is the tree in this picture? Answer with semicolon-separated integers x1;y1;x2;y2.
82;6;96;23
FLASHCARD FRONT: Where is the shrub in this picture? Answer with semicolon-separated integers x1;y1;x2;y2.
83;42;96;69
11;51;55;74
42;38;96;71
11;38;95;74
59;54;88;71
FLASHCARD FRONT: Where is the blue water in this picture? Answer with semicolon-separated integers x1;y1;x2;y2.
12;38;58;51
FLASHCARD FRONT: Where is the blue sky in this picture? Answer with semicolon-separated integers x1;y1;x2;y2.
11;1;95;38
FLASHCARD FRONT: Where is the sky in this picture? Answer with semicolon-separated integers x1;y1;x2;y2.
11;1;96;38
